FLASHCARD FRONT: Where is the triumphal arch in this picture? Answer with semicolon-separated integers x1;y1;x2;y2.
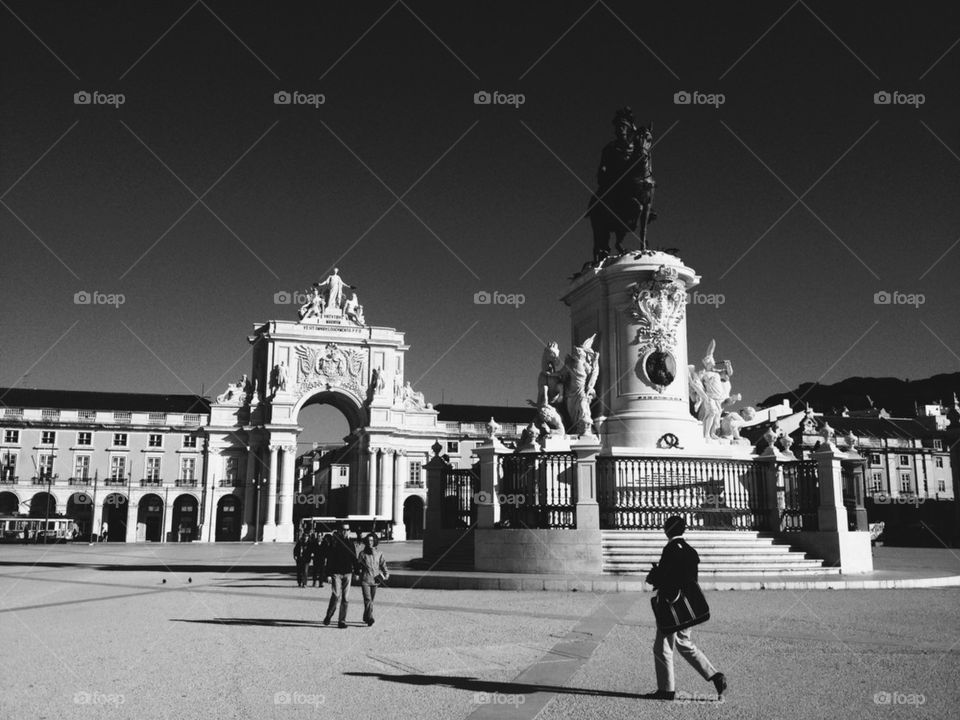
204;269;446;542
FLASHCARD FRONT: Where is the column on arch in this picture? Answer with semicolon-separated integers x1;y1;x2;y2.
390;449;406;541
276;444;296;542
125;493;138;543
241;446;258;540
262;444;280;541
365;448;377;516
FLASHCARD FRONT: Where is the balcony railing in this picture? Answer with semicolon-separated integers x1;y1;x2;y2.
0;476;19;485
104;478;128;486
176;479;198;487
219;478;239;487
68;477;92;486
140;478;163;487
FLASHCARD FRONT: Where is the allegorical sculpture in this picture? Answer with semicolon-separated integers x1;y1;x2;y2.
586;106;656;264
297;268;365;326
530;337;600;437
528;342;565;436
625;265;686;393
689;340;742;441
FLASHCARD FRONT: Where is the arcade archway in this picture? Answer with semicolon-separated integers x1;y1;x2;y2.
29;492;56;518
67;492;94;540
138;494;164;542
216;495;242;541
172;494;199;542
102;494;128;542
404;495;424;540
0;491;19;516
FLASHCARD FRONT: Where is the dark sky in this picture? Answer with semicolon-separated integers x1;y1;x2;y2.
2;0;959;419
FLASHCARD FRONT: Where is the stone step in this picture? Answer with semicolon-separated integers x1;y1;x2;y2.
604;544;795;554
607;565;842;577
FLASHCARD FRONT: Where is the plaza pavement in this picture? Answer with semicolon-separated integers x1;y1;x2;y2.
1;541;958;719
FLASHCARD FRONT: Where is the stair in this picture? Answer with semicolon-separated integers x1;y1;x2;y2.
602;530;840;576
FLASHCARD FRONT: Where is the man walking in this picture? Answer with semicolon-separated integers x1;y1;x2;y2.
307;531;323;587
293;531;310;588
357;533;389;626
646;515;727;700
323;523;358;628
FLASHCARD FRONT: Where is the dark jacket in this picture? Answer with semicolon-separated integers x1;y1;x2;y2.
293;537;309;562
652;537;700;599
325;531;359;574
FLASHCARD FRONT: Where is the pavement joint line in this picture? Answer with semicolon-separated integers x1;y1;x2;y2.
465;592;637;719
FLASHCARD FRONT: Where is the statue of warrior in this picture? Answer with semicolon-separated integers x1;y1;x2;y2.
561;335;600;436
586;107;656;263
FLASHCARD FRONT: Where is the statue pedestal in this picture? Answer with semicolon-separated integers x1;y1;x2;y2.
562;251;708;453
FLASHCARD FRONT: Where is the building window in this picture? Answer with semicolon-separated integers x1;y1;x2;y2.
939;479;947;493
935;457;944;468
110;455;127;481
224;457;238;481
145;457;162;481
74;455;91;480
934;439;943;451
40;431;56;445
180;457;196;480
37;454;55;478
77;431;92;446
1;451;17;480
407;461;423;488
113;433;128;447
899;472;912;493
446;441;460;454
148;434;163;448
870;472;883;493
182;434;197;449
869;453;881;466
3;430;18;444
899;454;910;467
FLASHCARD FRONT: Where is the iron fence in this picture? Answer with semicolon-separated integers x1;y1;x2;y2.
498;452;577;529
597;456;767;531
780;460;819;531
440;466;479;529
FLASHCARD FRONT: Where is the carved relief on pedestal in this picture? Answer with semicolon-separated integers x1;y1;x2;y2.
624;265;687;393
294;343;367;399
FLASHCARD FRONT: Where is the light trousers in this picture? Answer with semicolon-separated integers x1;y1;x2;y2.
653;627;717;692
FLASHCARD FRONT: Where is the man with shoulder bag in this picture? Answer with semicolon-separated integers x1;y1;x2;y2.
645;515;727;701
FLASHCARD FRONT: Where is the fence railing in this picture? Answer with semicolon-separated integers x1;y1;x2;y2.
440;466;479;529
597;456;768;531
498;452;577;529
779;460;819;532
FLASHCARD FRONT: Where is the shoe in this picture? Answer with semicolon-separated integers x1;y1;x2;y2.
366;618;374;626
643;690;675;700
337;622;347;629
322;618;331;626
710;673;727;697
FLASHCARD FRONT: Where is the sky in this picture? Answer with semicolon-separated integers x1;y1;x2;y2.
1;0;959;442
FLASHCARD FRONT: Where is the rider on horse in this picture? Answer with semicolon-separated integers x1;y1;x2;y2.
587;107;655;264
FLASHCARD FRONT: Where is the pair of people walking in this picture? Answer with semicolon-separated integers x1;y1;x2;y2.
322;523;388;628
645;515;727;701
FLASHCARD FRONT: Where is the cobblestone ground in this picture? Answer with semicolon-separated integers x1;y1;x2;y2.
1;543;957;720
